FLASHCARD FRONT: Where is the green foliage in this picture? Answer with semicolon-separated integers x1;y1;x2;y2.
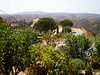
93;32;100;62
0;23;13;74
68;59;85;74
93;41;100;62
95;41;100;55
86;62;92;70
85;62;93;75
27;43;68;75
41;30;55;45
0;18;39;74
60;19;73;27
34;17;57;33
62;26;71;33
0;17;5;24
64;33;93;59
53;33;65;39
95;32;100;41
0;17;97;75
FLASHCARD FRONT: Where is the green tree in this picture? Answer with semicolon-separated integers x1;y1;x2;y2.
34;17;57;33
60;19;73;27
62;26;71;33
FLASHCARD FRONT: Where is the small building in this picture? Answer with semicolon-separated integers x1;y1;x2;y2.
11;23;19;27
58;25;62;33
54;25;63;35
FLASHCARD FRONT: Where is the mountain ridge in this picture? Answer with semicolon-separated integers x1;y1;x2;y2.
0;11;100;15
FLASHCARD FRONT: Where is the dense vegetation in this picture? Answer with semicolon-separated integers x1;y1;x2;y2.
60;19;73;27
0;16;100;75
0;17;39;74
62;26;71;33
34;17;57;33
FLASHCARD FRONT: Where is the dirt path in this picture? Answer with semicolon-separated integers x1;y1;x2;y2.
71;28;83;35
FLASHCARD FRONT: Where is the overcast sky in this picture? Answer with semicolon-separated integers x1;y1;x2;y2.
0;0;100;14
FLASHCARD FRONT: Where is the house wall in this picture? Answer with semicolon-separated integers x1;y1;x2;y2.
58;25;62;33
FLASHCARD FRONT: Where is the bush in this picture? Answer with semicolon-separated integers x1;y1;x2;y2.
95;41;100;56
68;59;85;74
26;43;68;75
64;33;94;59
92;41;100;62
52;32;65;39
0;22;39;74
41;30;54;45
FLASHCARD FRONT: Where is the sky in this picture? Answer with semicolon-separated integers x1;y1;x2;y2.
0;0;100;14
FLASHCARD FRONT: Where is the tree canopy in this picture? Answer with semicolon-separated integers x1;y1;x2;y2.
60;19;73;27
34;17;57;33
62;26;71;33
0;17;5;24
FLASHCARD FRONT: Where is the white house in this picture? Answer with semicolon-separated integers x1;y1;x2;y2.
11;23;19;27
54;25;62;35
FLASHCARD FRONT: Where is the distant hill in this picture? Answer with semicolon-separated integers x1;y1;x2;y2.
16;11;49;15
0;11;100;33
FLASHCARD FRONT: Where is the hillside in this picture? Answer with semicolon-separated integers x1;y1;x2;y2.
0;11;100;33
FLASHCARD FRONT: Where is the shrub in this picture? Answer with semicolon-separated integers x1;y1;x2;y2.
64;33;94;59
0;22;39;74
26;43;68;75
53;32;65;39
68;58;85;74
92;41;100;62
95;41;100;56
41;30;54;45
